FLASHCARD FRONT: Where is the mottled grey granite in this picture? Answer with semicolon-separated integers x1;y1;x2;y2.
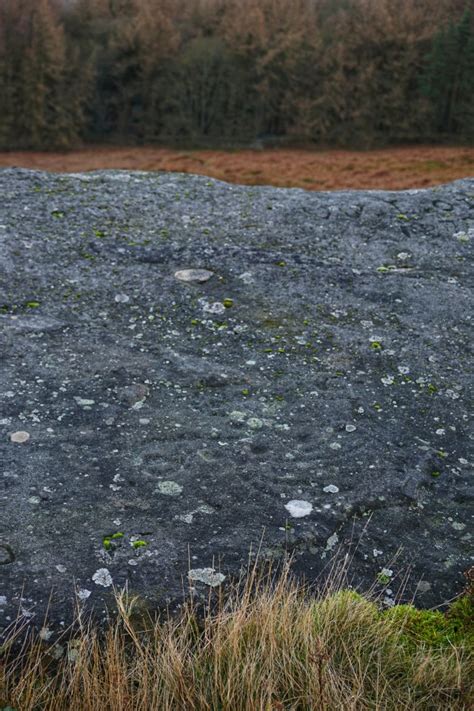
0;169;472;634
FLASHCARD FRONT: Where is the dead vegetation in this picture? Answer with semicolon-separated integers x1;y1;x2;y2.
0;145;473;191
1;562;473;710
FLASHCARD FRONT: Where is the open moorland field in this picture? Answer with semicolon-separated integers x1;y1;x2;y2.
1;144;473;190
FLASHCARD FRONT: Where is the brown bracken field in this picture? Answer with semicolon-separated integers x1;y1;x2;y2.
0;145;473;190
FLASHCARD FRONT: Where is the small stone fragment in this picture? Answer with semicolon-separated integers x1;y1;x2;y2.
175;269;214;283
323;484;339;494
285;500;313;518
188;568;226;587
114;293;130;303
10;431;30;443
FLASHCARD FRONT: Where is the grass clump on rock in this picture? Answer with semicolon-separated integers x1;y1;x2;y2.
1;565;473;711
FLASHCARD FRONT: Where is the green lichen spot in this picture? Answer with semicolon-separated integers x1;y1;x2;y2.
223;298;233;308
25;301;40;309
370;341;382;350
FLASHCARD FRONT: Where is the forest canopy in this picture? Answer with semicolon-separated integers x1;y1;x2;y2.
0;0;473;149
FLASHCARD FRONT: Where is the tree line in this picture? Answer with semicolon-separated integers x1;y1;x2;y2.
0;0;473;150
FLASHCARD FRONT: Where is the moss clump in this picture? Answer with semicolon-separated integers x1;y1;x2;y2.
384;595;474;649
223;298;233;308
132;540;148;549
102;532;124;550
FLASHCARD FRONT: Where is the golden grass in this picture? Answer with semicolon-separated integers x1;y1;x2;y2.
1;563;473;711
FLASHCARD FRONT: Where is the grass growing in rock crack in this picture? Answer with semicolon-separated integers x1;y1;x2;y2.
1;562;473;711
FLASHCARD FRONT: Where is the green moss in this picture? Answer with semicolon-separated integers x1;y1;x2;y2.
446;595;474;643
384;597;474;649
25;301;40;309
396;213;410;221
132;540;148;549
430;470;441;478
377;265;397;273
223;298;233;308
103;531;124;550
370;341;382;350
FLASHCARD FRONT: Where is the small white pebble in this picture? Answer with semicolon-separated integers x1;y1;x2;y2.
10;431;30;443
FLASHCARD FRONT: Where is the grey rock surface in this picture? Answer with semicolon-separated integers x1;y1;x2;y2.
0;169;473;632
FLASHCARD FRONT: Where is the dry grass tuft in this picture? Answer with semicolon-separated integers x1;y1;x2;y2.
1;563;473;710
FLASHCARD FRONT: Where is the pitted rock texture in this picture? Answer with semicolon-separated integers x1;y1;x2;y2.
0;169;472;631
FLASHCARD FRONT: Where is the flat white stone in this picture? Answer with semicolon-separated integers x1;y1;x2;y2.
175;269;214;283
323;484;339;494
10;431;30;443
285;500;313;518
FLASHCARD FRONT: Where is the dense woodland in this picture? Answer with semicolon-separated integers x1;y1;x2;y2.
0;0;473;149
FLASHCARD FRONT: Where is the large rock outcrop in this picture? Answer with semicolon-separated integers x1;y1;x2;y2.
0;169;472;632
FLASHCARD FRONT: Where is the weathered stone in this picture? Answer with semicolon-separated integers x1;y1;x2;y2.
9;431;30;444
0;169;472;633
175;268;214;283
